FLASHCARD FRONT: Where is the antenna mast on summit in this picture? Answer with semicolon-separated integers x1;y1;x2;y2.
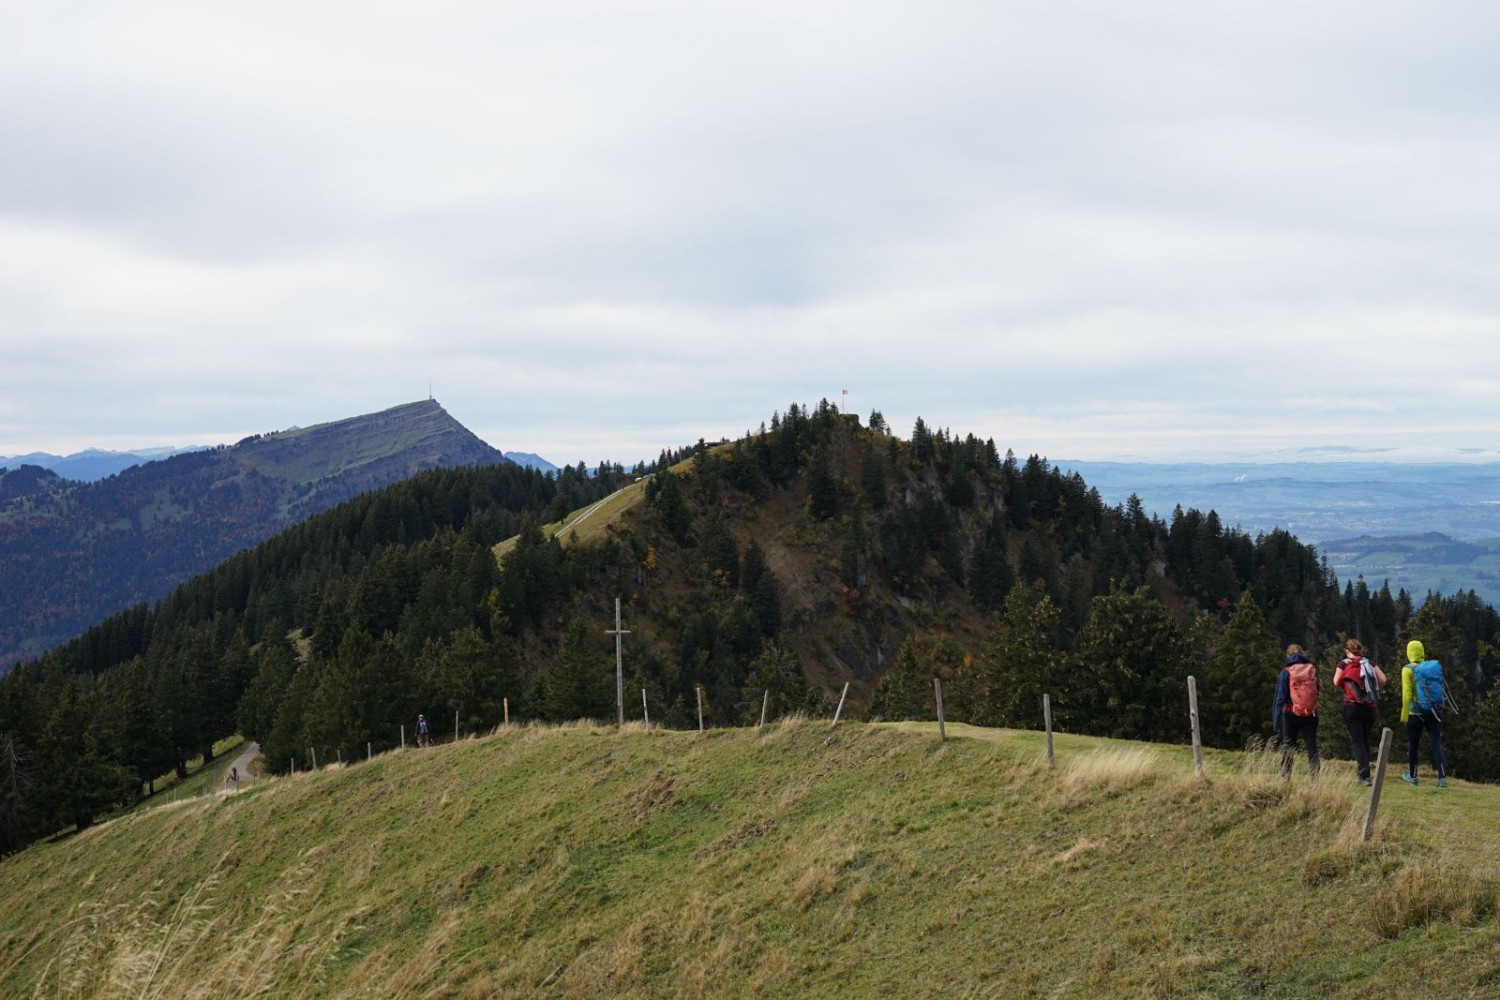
428;379;433;401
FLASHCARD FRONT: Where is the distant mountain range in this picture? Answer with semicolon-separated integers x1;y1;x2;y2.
1056;459;1500;603
503;451;560;475
0;446;206;482
0;400;508;668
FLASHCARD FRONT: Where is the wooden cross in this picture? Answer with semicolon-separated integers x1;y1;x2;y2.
605;597;631;727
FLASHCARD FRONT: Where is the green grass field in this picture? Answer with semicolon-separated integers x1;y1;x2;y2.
1;720;1496;998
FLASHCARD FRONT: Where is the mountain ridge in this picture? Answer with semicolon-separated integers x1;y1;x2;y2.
0;400;508;668
0;446;206;483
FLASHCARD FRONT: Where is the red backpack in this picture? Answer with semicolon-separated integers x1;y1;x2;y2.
1287;662;1319;717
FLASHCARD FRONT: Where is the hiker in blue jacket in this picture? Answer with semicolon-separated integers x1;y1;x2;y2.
1400;639;1449;787
1272;644;1321;782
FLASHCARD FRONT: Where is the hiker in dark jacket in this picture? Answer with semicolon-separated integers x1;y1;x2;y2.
1400;639;1449;788
1271;644;1321;782
1333;639;1387;786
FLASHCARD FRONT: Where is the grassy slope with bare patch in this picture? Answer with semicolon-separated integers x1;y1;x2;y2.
2;723;1497;999
492;477;653;563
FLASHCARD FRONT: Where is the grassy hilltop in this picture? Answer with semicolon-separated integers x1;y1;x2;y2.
1;723;1497;999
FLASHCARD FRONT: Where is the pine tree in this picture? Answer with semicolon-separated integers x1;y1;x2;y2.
426;626;516;735
860;440;888;509
118;658;173;797
968;512;1014;612
237;636;298;745
1201;592;1282;749
806;447;841;521
263;664;315;773
0;734;33;855
539;620;612;723
741;643;808;723
968;583;1062;729
868;639;931;721
1065;585;1189;742
752;571;782;637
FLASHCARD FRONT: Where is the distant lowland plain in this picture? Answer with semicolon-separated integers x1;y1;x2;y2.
1059;460;1500;608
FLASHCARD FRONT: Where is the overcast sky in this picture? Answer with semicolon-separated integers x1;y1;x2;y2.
3;1;1499;467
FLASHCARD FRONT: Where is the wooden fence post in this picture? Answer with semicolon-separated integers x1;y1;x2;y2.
642;688;650;728
310;747;317;770
759;690;769;729
455;709;460;743
1188;675;1204;778
1043;694;1055;768
696;686;704;732
401;725;405;749
934;677;947;742
1363;728;1395;842
504;697;510;729
832;682;850;727
367;742;372;762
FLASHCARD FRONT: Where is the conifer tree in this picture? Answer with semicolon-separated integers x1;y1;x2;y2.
1201;592;1281;749
806;448;841;520
968;512;1014;612
868;638;932;721
859;440;888;509
741;643;807;723
1065;585;1189;742
237;634;298;745
425;626;516;735
118;657;173;797
263;664;315;773
0;734;32;855
752;570;782;637
967;583;1061;729
539;619;612;722
35;672;128;832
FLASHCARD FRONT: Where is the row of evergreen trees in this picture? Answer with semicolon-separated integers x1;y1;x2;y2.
870;580;1500;775
3;401;1499;856
0;462;633;852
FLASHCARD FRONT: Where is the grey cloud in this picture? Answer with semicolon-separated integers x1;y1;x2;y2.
4;2;1500;464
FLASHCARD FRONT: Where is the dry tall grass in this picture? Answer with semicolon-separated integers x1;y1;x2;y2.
6;722;1500;998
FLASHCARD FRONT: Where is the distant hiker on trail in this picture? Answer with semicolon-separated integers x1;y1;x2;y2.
226;766;240;790
1272;644;1321;782
1401;640;1449;788
1333;639;1387;786
417;714;430;748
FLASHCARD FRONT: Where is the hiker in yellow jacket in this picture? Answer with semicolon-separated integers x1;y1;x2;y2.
1400;640;1449;788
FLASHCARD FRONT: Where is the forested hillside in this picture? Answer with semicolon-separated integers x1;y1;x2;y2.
4;400;1500;855
0;400;507;667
